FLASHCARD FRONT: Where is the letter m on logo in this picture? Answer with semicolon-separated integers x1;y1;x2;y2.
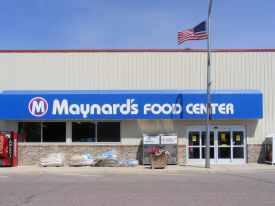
31;101;45;115
29;97;48;117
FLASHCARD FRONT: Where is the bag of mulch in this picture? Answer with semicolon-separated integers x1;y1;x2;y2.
85;153;93;159
38;153;65;167
118;159;139;167
70;154;94;166
94;149;118;167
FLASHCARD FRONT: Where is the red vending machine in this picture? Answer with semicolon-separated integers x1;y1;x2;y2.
0;132;18;167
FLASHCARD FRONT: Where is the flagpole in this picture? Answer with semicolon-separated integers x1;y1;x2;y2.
205;0;213;168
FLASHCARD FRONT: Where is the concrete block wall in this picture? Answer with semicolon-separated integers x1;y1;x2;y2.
18;144;262;166
247;144;265;163
18;144;187;166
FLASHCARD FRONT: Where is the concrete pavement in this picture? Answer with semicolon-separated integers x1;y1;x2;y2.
1;163;275;175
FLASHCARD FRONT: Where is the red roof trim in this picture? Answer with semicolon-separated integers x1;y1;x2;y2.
0;49;274;53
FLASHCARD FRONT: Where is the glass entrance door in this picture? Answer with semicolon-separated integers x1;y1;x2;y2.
231;130;246;163
186;126;246;164
217;130;231;163
202;131;215;163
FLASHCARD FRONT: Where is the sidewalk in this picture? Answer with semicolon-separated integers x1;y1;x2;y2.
1;163;275;175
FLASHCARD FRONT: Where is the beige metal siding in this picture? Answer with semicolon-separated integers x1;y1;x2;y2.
121;119;259;145
0;52;209;90
0;51;274;144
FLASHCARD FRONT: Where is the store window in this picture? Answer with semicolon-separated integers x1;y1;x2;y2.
97;122;120;142
18;122;66;142
72;122;120;142
72;122;96;142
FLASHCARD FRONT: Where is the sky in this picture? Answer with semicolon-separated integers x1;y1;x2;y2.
0;0;274;50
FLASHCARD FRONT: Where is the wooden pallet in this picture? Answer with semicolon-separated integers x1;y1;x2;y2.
69;165;92;167
41;165;63;167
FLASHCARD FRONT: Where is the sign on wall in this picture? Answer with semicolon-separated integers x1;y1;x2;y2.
143;136;160;145
161;136;178;144
0;90;263;120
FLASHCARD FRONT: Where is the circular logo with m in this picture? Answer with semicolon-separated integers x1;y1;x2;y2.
28;97;48;117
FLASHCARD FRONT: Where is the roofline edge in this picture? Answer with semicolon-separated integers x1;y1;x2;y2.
0;49;274;53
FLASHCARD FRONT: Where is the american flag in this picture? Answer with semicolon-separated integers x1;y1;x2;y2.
178;21;207;45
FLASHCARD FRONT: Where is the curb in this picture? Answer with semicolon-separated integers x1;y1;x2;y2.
1;165;275;175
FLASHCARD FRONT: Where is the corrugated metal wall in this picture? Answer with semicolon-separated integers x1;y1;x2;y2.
121;119;258;145
0;51;274;145
0;52;208;90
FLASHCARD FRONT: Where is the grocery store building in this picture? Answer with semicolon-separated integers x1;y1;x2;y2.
0;49;273;165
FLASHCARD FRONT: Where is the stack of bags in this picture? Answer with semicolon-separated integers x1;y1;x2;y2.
70;153;94;166
117;159;139;167
38;153;65;167
94;150;117;167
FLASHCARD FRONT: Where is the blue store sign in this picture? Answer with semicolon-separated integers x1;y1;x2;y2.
0;90;263;120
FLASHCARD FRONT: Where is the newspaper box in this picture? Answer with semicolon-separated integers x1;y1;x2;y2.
265;134;275;165
143;135;160;165
160;134;178;164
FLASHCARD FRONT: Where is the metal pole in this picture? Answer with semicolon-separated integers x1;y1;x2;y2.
205;0;213;168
